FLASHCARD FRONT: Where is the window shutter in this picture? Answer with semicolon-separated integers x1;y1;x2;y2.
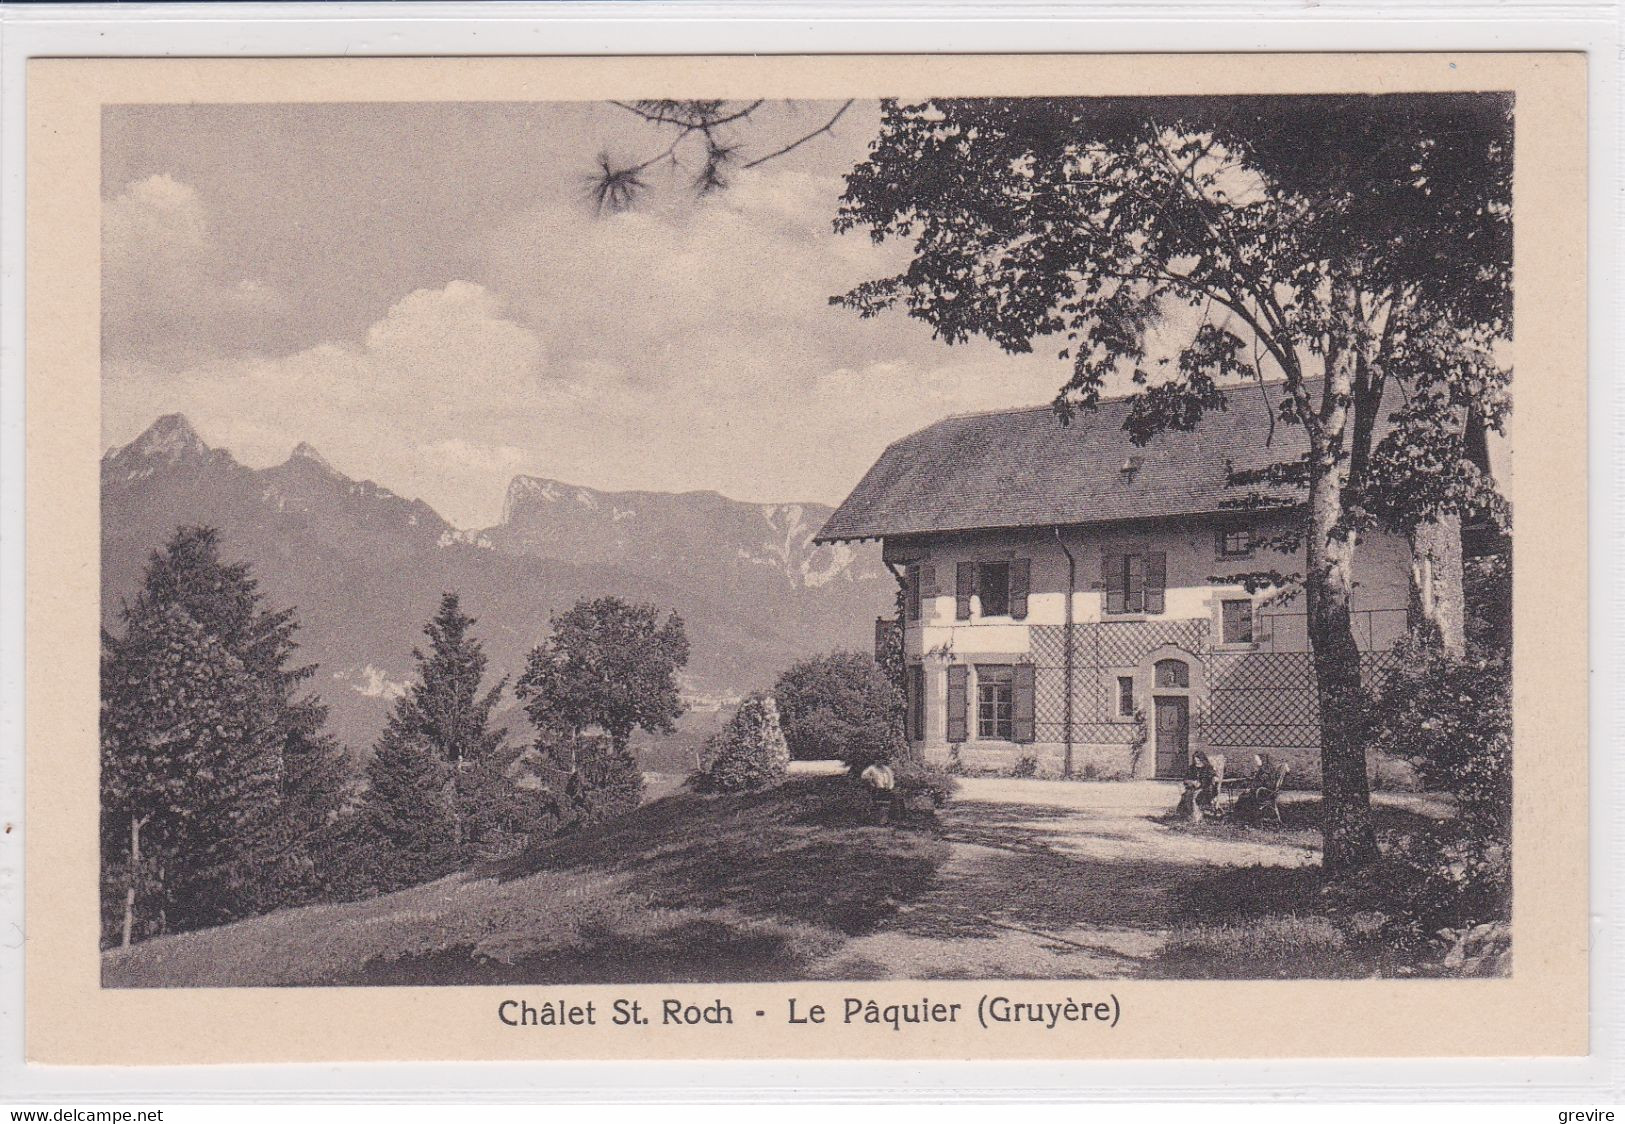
904;565;920;623
946;665;969;742
918;563;937;620
1145;551;1167;614
1103;551;1125;614
955;562;974;620
1013;664;1036;743
1009;558;1031;620
910;662;923;740
1126;553;1146;613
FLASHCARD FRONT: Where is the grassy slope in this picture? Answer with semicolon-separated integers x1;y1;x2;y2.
103;776;948;988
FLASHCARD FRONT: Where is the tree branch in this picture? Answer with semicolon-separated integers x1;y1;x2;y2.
744;100;855;168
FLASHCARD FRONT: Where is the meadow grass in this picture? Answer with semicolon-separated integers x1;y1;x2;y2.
103;775;948;987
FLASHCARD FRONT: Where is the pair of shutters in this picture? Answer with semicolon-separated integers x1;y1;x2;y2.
1102;550;1167;614
945;663;1035;744
953;559;1032;620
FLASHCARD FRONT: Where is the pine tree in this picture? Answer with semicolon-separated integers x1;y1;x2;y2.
101;604;280;944
360;722;456;891
100;526;349;943
357;593;509;887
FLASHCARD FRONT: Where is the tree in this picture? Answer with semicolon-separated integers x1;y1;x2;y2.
515;597;690;825
359;730;455;891
101;607;275;943
100;529;303;944
773;650;904;771
694;694;791;793
357;593;509;883
832;95;1511;871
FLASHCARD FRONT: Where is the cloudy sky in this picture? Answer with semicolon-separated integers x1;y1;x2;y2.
102;100;1086;529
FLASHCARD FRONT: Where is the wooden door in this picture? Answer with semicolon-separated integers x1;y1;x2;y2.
1154;696;1189;779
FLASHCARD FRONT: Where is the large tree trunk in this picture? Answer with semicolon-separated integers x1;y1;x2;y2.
1305;467;1381;872
1408;514;1466;656
1307;290;1381;874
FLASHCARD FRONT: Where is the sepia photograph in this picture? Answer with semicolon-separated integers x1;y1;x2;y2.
88;85;1520;992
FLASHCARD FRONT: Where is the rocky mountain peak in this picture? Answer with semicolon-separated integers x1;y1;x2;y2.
289;441;339;476
119;413;208;464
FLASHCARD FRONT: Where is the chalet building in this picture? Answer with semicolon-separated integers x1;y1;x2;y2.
816;388;1460;782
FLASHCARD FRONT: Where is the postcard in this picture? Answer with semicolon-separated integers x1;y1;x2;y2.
23;51;1588;1063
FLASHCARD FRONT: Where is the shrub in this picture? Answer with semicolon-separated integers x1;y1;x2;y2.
1369;641;1511;842
890;760;961;808
1010;753;1039;778
1367;642;1513;945
533;731;644;832
773;651;904;771
694;695;791;793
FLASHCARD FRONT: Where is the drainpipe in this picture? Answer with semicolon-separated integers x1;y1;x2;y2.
1054;527;1077;778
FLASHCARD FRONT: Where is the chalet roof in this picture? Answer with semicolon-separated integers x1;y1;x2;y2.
814;383;1313;543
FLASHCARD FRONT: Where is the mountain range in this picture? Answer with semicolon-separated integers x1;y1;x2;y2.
101;415;893;757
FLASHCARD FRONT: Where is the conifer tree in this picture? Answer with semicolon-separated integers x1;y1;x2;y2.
101;604;279;943
100;526;349;943
358;593;509;886
360;724;456;890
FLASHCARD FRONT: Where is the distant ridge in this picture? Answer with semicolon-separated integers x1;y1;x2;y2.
102;414;893;756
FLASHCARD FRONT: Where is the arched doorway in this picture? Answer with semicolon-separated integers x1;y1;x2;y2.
1149;655;1194;779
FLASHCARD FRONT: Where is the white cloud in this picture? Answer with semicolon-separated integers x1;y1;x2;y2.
471;167;1070;504
105;164;1171;529
103;175;288;365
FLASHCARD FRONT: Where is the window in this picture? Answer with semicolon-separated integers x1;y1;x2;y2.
1154;658;1190;689
1221;599;1255;645
976;665;1014;740
956;559;1031;620
1103;551;1166;614
1218;528;1255;558
977;561;1011;617
1117;675;1135;717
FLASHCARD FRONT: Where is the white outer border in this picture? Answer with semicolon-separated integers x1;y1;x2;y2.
0;1;1617;1103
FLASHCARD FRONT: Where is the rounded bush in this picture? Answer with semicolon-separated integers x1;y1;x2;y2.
695;694;791;793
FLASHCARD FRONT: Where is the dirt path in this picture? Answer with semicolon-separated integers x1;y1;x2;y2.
806;777;1320;980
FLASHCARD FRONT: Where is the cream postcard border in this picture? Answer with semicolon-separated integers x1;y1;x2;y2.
24;52;1589;1065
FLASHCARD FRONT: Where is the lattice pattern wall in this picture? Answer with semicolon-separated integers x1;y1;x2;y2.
1207;649;1412;748
1028;623;1404;751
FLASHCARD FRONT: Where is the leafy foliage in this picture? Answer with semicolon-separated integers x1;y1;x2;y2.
516;596;689;749
772;650;905;770
1362;640;1512;942
890;760;961;809
516;596;691;829
1369;641;1511;842
534;731;645;829
694;694;792;793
